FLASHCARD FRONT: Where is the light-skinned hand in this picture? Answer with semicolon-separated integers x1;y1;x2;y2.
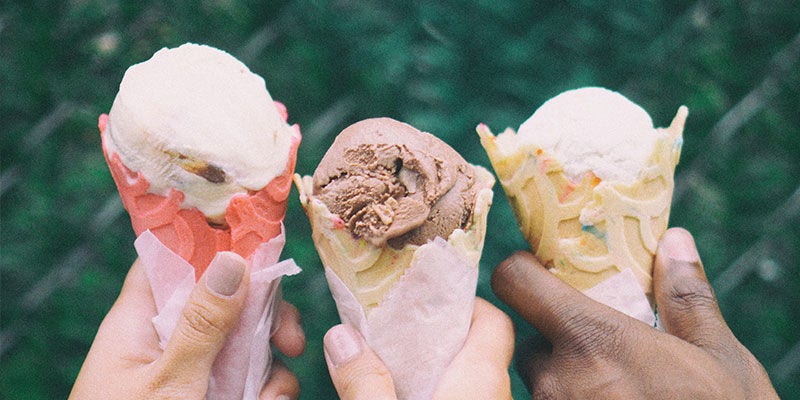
70;252;305;400
492;227;778;399
323;297;514;400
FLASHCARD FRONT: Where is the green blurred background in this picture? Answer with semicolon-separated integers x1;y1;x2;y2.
2;1;799;398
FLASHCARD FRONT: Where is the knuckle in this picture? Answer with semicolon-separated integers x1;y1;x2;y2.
145;366;201;399
492;252;532;294
281;301;301;322
178;302;228;344
724;342;773;389
529;370;565;400
668;278;719;313
338;358;393;397
491;260;515;295
268;363;301;398
517;334;552;372
276;301;303;337
558;310;627;360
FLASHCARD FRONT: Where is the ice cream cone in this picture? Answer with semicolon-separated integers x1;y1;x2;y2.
479;105;686;298
100;43;303;400
100;110;300;278
295;166;493;312
298;117;494;398
296;166;493;399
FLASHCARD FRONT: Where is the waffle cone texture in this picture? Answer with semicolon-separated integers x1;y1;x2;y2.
294;167;494;313
479;107;687;295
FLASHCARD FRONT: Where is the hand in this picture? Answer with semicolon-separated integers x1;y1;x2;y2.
492;228;778;399
323;297;514;400
69;252;305;400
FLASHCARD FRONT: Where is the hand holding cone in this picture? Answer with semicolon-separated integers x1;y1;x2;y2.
100;43;301;400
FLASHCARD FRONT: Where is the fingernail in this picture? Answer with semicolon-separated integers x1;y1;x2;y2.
325;324;363;367
275;395;290;400
660;229;700;263
206;252;246;297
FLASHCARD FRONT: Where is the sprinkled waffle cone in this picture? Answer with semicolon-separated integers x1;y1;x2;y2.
294;167;494;313
296;168;493;399
478;107;686;297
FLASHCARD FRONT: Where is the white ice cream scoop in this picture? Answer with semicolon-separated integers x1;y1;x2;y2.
479;86;686;301
103;43;294;224
517;87;662;184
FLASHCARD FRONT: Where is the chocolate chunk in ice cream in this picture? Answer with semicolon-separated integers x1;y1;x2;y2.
313;118;479;248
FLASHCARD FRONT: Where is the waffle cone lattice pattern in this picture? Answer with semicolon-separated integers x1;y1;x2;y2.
479;107;686;295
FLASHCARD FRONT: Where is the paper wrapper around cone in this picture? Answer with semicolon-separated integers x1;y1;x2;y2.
99;103;302;400
295;167;494;400
478;107;686;323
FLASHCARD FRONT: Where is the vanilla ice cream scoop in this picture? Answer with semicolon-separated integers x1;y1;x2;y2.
517;87;660;184
479;87;686;298
104;43;294;224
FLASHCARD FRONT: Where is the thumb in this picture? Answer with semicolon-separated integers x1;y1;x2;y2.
654;228;735;351
324;324;397;400
157;251;249;383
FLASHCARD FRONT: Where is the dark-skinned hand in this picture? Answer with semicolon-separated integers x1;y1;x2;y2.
492;228;778;399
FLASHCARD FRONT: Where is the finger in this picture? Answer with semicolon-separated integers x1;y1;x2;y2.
113;259;157;315
324;324;397;400
156;251;249;383
259;361;300;400
91;259;163;365
71;259;162;395
432;298;514;399
272;301;306;358
97;260;161;348
491;251;623;346
654;228;734;349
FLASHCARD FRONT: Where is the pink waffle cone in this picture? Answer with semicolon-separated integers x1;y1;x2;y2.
99;103;300;278
100;102;302;400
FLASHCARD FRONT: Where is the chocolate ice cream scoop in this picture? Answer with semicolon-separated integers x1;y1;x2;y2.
298;118;495;399
313;118;479;248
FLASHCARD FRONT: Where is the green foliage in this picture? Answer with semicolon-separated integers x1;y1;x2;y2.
2;1;799;398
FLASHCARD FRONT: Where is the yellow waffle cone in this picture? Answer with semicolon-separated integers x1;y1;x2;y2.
479;107;686;297
294;167;494;313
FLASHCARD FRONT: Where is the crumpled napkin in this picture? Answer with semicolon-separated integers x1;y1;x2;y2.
584;268;657;327
135;229;300;400
325;237;479;400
